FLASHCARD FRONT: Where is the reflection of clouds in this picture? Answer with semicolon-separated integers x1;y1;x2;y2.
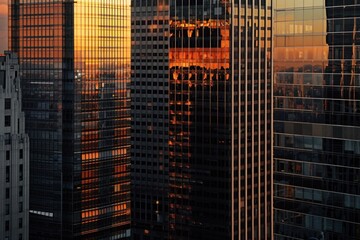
0;3;7;15
0;4;8;52
0;30;7;53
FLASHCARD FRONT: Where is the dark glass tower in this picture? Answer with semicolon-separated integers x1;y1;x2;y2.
131;0;272;239
9;1;131;239
274;1;360;239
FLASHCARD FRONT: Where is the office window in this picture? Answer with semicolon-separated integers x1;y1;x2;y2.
19;234;23;240
6;150;10;160
19;218;23;228
19;186;23;197
6;188;9;198
6;166;10;182
5;220;9;231
19;164;23;181
19;202;23;213
5;98;11;109
5;133;10;144
19;149;23;159
5;204;10;215
0;70;5;88
5;115;10;127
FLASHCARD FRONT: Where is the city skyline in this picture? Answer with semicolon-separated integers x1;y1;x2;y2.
1;1;360;240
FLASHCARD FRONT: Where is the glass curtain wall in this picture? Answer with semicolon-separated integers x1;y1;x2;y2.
274;1;360;239
168;0;272;239
131;0;272;239
9;0;131;239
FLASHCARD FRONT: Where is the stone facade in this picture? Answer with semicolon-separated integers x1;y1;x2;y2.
0;51;29;240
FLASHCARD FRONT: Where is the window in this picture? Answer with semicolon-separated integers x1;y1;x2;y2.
5;98;11;109
5;115;10;127
19;186;23;197
5;204;9;215
19;149;23;159
19;234;23;240
6;150;10;160
0;70;5;89
6;188;9;199
5;220;9;231
5;133;10;144
19;164;23;181
6;166;10;182
19;218;22;228
19;202;23;213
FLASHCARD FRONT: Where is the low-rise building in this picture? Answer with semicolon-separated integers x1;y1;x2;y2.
0;51;29;240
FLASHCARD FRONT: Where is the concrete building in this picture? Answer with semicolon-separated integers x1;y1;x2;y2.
0;51;29;240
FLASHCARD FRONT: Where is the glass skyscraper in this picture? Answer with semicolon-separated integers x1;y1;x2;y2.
131;0;272;239
274;1;360;239
9;0;131;239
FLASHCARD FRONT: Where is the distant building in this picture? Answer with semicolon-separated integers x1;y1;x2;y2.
9;1;131;239
0;51;29;240
131;1;273;239
274;1;360;240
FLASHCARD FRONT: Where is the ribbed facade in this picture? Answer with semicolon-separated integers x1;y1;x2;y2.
9;1;131;239
274;1;360;239
131;0;272;239
131;1;170;239
0;51;29;240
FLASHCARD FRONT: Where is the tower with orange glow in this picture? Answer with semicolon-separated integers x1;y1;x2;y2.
131;0;273;239
9;0;131;239
274;1;360;240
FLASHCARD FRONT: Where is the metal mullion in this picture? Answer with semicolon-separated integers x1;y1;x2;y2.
244;0;249;239
230;0;235;239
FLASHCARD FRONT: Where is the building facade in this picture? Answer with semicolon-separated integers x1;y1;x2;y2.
274;1;360;239
131;0;272;239
0;51;29;240
9;1;131;239
131;1;170;239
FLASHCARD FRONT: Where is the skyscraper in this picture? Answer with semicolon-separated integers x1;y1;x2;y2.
9;1;131;239
274;1;360;239
131;0;272;239
0;51;29;240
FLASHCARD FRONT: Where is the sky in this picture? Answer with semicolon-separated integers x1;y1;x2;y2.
0;1;7;53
